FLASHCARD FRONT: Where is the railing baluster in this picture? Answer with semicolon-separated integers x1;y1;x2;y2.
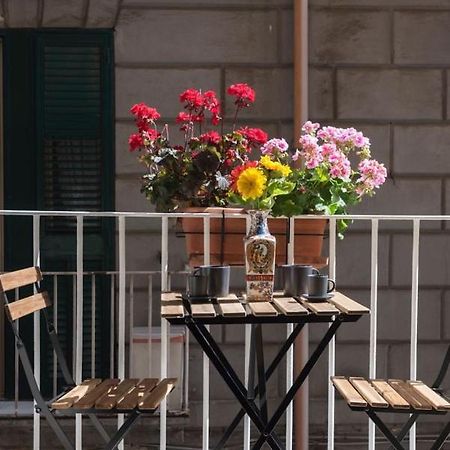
33;215;40;450
286;217;295;450
53;275;58;397
117;217;126;450
75;215;84;450
72;274;76;377
147;275;153;377
129;275;134;377
14;288;19;417
369;219;379;450
91;274;96;379
410;219;421;450
110;274;115;378
160;216;169;450
327;217;337;450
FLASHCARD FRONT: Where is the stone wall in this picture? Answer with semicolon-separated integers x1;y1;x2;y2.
2;0;450;445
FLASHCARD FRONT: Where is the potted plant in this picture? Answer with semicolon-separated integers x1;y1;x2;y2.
128;87;387;267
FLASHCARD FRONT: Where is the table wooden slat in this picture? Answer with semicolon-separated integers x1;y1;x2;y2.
331;376;367;408
216;294;239;303
161;292;182;303
408;381;450;411
371;379;410;409
161;304;185;318
117;378;159;410
139;378;177;411
388;380;433;411
273;297;308;316
329;292;370;315
73;379;120;409
248;302;278;317
191;303;216;317
300;299;340;315
52;379;103;410
349;377;389;408
95;379;139;409
218;302;246;317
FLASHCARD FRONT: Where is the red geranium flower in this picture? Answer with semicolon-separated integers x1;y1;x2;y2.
237;127;268;146
176;112;192;123
227;83;256;108
200;131;221;145
130;103;161;121
143;128;159;141
180;88;203;109
128;133;144;152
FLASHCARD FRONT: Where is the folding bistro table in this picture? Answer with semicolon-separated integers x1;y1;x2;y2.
161;291;369;449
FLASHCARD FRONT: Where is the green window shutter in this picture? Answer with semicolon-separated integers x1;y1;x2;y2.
35;32;115;394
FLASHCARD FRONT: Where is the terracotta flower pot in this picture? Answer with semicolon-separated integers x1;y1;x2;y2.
180;207;328;268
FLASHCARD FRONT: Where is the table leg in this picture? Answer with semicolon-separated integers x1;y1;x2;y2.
214;323;305;450
186;319;285;449
255;324;268;423
252;319;343;450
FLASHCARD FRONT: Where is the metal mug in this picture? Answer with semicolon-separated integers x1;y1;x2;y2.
283;264;320;297
307;274;336;298
193;265;230;298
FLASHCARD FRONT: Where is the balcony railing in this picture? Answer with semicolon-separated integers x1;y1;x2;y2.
0;209;448;450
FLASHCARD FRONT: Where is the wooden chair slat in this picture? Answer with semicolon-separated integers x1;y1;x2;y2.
248;302;278;317
371;379;410;409
5;292;51;321
161;305;184;318
51;379;103;410
95;379;140;410
161;292;182;304
116;378;159;410
218;302;246;317
73;379;120;409
388;380;433;411
0;267;42;292
139;378;177;411
331;376;367;408
408;381;450;411
349;377;389;408
329;292;370;315
273;297;308;316
191;303;216;318
300;299;340;316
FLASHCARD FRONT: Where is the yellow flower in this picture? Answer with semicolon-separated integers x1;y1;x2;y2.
237;167;267;200
260;155;292;177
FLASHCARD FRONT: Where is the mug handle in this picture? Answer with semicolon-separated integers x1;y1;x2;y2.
327;279;336;293
312;268;320;275
192;267;202;276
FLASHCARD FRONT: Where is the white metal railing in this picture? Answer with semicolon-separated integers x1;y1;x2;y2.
0;210;447;449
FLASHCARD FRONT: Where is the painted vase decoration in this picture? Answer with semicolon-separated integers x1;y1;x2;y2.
244;210;276;301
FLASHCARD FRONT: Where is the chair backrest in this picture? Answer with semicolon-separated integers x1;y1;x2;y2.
0;267;51;321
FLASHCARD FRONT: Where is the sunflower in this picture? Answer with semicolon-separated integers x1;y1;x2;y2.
236;167;267;200
260;155;292;177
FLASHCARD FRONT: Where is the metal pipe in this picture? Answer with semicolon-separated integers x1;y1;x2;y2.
293;0;309;448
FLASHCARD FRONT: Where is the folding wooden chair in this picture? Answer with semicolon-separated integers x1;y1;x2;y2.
1;266;176;450
331;346;450;450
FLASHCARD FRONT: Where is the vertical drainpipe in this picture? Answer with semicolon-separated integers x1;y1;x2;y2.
293;0;309;449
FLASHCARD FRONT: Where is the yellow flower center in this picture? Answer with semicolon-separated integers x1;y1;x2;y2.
236;167;267;200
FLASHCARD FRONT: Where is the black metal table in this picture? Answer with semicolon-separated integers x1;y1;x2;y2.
162;291;369;449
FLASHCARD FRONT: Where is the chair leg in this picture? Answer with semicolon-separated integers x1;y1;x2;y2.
38;407;75;450
104;411;141;450
430;421;450;450
366;410;406;450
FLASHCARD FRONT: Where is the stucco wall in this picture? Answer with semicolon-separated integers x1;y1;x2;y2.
2;0;450;443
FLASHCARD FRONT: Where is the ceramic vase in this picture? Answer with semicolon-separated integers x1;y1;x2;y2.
244;210;276;301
